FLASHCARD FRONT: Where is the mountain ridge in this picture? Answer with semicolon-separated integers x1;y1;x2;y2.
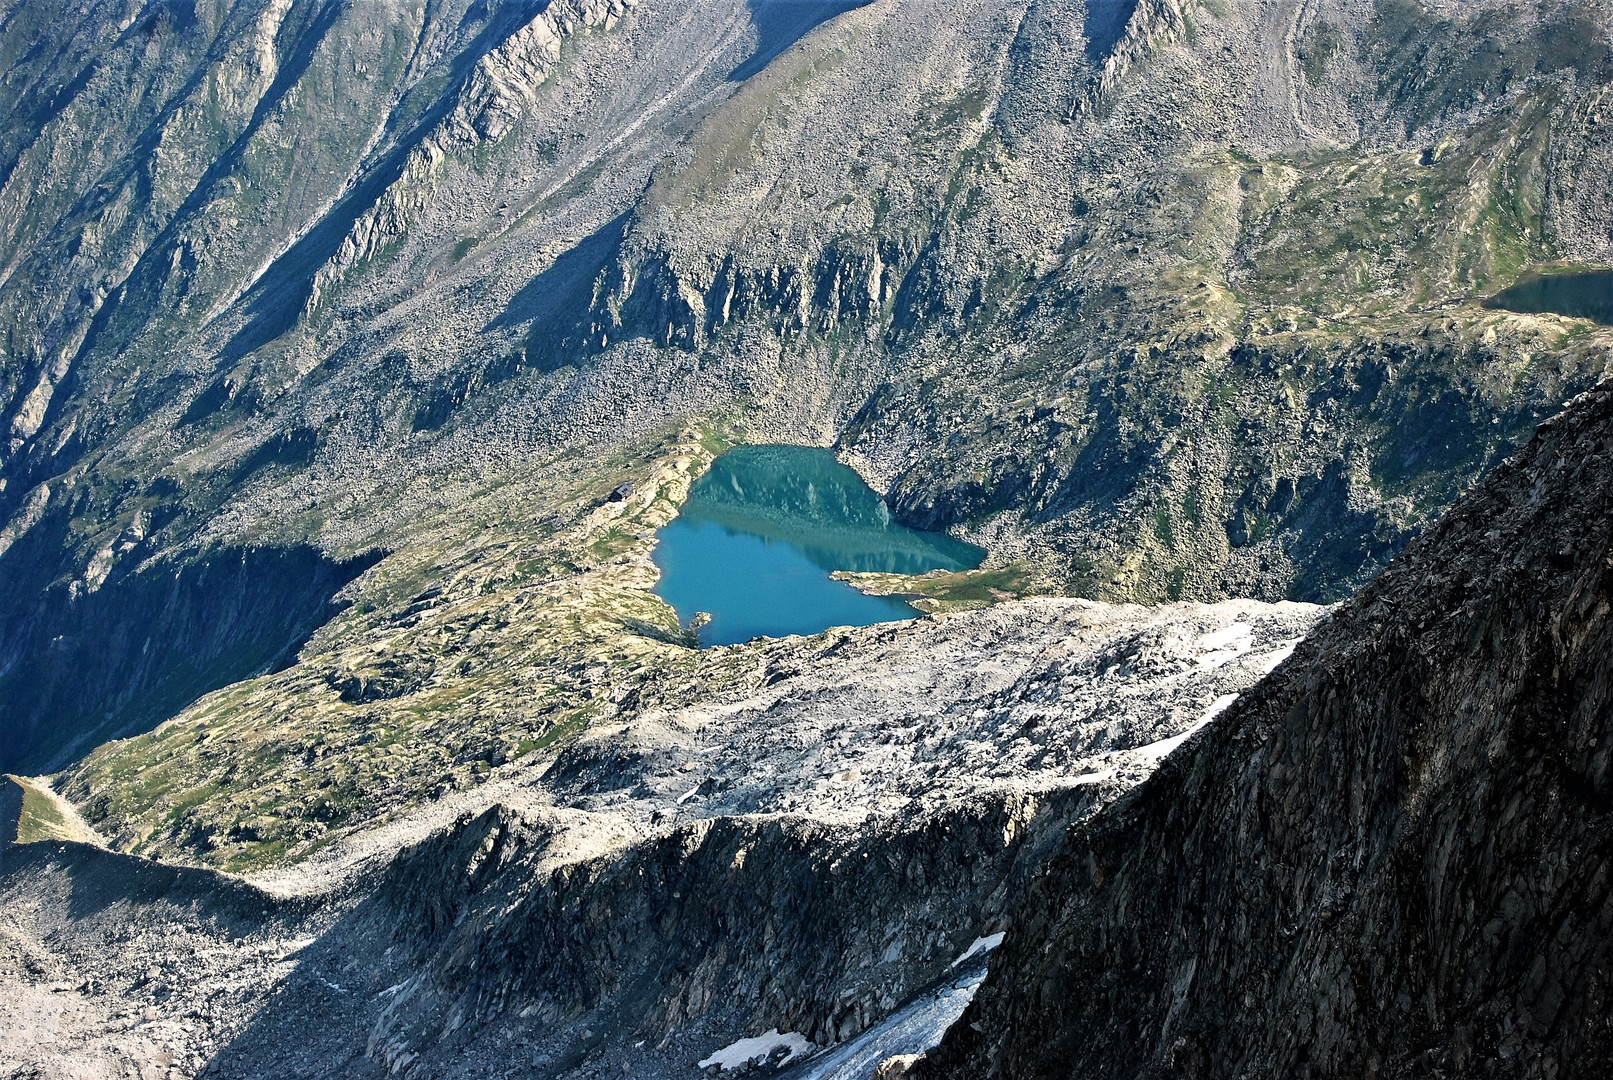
2;0;1610;788
919;374;1613;1077
0;5;1612;1075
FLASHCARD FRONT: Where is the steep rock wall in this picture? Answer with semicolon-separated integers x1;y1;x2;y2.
921;377;1613;1077
200;789;1106;1078
0;534;379;773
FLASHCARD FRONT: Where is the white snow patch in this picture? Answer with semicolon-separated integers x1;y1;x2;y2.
699;1030;815;1071
676;786;702;804
790;963;988;1080
1132;730;1194;765
950;932;1006;969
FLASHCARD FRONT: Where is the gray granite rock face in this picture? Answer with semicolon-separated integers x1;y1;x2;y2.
921;379;1613;1078
0;595;1319;1079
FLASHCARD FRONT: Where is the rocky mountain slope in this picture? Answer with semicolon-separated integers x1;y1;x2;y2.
919;378;1613;1076
0;3;1611;1075
0;0;1610;789
2;593;1318;1079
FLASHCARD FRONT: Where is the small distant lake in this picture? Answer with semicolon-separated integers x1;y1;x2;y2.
1485;269;1613;325
652;445;985;646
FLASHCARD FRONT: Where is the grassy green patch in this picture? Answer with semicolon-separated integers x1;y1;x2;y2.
833;563;1045;613
6;775;100;845
530;712;589;753
1153;509;1176;547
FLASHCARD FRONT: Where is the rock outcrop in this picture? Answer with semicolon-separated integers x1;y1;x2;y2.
0;4;1611;1071
0;595;1318;1079
921;378;1613;1077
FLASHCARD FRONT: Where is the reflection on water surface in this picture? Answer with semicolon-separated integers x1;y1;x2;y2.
652;445;984;646
1485;270;1613;325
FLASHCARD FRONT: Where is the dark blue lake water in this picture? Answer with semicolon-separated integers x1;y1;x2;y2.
652;445;985;646
1485;269;1613;325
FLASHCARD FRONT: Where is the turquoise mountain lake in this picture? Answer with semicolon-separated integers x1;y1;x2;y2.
1485;269;1613;325
652;445;985;646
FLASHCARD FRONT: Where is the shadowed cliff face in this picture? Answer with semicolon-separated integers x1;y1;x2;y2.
0;592;1322;1077
1;5;1611;1076
920;379;1613;1078
204;794;1091;1078
0;538;379;773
